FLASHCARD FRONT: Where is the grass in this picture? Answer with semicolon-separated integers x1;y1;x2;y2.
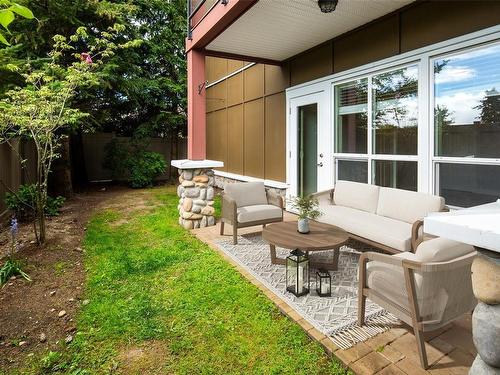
28;186;350;374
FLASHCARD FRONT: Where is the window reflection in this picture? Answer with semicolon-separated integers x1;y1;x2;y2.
434;44;500;158
437;163;500;207
337;160;368;183
335;79;368;153
373;160;417;191
373;66;419;155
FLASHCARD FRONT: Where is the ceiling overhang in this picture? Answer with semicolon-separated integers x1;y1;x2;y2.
205;0;416;62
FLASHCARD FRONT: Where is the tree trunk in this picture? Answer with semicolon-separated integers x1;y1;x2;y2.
38;210;46;245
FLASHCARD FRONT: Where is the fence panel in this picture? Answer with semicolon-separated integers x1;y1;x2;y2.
82;132;187;182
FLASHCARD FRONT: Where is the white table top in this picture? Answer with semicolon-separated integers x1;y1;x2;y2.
424;200;500;252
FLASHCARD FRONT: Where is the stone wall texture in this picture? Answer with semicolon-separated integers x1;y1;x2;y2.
177;168;216;229
214;175;287;198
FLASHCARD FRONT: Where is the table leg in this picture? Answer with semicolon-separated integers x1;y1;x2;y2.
269;244;285;265
306;248;339;271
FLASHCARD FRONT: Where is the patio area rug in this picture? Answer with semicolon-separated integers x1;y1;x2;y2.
215;233;400;349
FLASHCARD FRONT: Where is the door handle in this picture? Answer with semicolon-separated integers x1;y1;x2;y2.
317;162;323;167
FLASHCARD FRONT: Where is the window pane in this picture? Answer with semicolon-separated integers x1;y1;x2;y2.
337;160;368;183
373;66;418;155
437;163;500;207
373;160;417;191
335;79;368;153
434;43;500;158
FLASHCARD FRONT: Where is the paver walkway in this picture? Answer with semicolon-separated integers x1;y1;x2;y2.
193;214;475;375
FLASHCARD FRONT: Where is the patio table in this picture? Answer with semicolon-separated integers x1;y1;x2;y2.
262;221;349;271
424;201;500;374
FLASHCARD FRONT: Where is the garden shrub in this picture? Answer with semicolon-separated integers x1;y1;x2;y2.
104;138;167;188
4;184;65;221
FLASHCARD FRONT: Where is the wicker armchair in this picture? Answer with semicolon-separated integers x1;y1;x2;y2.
220;182;283;244
358;237;477;369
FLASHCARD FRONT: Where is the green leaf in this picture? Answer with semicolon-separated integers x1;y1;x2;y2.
8;3;34;19
0;30;9;45
0;9;15;30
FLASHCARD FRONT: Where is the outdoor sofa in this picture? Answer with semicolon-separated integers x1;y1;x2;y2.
358;237;477;369
220;181;283;244
313;180;446;253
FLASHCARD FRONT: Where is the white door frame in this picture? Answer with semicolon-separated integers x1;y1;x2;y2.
287;82;332;199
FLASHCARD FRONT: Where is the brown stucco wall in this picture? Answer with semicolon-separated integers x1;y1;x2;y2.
205;0;500;182
205;58;289;181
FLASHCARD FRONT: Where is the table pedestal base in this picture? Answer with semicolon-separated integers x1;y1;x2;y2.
470;248;500;375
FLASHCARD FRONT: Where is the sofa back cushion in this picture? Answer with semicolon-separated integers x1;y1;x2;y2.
333;180;380;213
376;187;445;224
224;182;268;207
415;237;475;262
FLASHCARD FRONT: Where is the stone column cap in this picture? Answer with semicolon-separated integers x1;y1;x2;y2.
171;159;224;169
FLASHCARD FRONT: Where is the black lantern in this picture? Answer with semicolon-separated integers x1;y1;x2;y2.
318;0;338;13
286;249;310;297
315;269;332;297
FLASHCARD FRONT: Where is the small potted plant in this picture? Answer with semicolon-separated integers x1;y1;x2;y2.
289;195;322;234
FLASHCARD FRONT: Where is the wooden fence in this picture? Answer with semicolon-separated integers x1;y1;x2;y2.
0;140;37;221
82;132;187;182
0;133;186;222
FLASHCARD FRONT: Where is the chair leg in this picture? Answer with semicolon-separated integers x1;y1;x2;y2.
233;225;238;245
358;292;366;326
414;326;429;369
220;221;225;235
262;223;266;228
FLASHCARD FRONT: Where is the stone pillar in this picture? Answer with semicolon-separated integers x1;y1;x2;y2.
171;159;223;230
469;250;500;375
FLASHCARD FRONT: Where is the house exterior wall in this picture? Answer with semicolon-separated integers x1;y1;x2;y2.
205;0;500;184
206;59;289;182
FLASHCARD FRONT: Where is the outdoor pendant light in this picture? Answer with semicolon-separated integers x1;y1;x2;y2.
318;0;338;13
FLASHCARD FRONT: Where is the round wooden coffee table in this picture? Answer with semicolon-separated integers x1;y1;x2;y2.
262;221;350;271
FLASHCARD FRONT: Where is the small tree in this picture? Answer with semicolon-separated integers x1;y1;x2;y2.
0;1;34;46
0;25;127;244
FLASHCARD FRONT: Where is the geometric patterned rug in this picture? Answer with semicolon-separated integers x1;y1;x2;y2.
215;233;399;349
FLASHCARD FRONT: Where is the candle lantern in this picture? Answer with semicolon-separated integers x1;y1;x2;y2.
286;249;309;297
316;269;332;297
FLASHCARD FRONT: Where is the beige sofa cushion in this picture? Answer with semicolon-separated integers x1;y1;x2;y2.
225;182;268;208
237;204;282;223
376;187;445;224
334;180;380;213
415;237;475;263
320;205;412;251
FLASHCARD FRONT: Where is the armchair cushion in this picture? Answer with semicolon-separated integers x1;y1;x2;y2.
237;204;282;223
414;237;475;263
366;252;447;320
224;182;268;208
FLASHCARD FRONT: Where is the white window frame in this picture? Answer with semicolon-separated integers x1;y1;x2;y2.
332;62;421;190
429;40;500;207
285;25;500;205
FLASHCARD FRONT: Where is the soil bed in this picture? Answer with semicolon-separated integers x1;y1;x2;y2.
0;186;125;371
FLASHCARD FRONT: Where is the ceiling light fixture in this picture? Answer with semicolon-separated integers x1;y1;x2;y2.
318;0;338;13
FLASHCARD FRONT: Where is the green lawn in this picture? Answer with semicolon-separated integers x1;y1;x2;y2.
32;186;350;374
